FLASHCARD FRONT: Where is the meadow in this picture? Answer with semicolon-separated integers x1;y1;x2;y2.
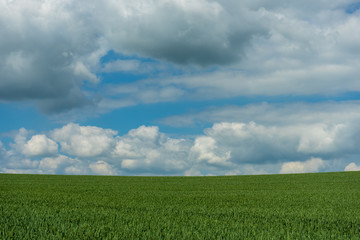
0;172;359;239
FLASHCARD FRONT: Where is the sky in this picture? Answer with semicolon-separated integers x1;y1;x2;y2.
1;0;360;176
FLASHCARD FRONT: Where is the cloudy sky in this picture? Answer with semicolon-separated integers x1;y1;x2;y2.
1;0;360;176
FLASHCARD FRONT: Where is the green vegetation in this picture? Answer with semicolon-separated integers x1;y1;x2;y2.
0;172;359;239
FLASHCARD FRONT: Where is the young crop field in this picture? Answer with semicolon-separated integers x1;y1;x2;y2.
0;172;359;239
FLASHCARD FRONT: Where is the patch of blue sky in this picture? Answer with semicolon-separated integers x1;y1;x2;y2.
0;102;59;141
331;91;360;101
345;1;360;14
100;49;179;69
84;100;206;136
100;50;139;64
97;71;147;84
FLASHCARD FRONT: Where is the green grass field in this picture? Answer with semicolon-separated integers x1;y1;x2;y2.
0;172;359;239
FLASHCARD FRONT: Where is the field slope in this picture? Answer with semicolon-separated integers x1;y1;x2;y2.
0;172;359;239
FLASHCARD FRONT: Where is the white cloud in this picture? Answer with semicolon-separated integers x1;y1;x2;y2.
128;125;160;143
344;162;360;171
280;157;325;174
160;101;360;160
51;123;117;158
189;117;360;170
1;112;360;176
7;158;39;170
184;168;203;176
64;166;84;175
196;122;298;164
0;150;80;175
39;155;82;174
11;128;29;150
22;134;58;157
297;124;345;154
113;141;139;159
8;128;58;157
113;125;191;174
190;136;231;166
225;165;269;176
89;161;117;175
1;124;192;175
0;168;42;174
0;141;5;160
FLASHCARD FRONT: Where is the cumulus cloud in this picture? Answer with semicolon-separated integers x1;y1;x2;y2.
297;124;346;154
5;158;39;171
0;168;42;175
51;123;117;158
22;135;58;157
280;158;325;174
89;161;117;175
113;125;191;174
9;128;58;157
39;155;84;175
0;141;5;160
191;136;231;166
193;122;297;165
1;124;193;175
344;162;360;171
190;117;360;170
160;101;360;167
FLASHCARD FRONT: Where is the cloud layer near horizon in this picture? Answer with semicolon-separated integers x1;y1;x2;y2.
1;0;360;114
1;101;360;175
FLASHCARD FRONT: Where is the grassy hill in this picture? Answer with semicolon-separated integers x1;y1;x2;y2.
1;172;359;239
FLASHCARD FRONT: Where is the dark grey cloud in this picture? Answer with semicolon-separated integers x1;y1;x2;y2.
1;0;360;115
104;0;268;66
0;0;268;114
0;0;105;113
37;87;96;114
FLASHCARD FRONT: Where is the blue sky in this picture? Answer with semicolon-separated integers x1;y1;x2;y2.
1;0;360;175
